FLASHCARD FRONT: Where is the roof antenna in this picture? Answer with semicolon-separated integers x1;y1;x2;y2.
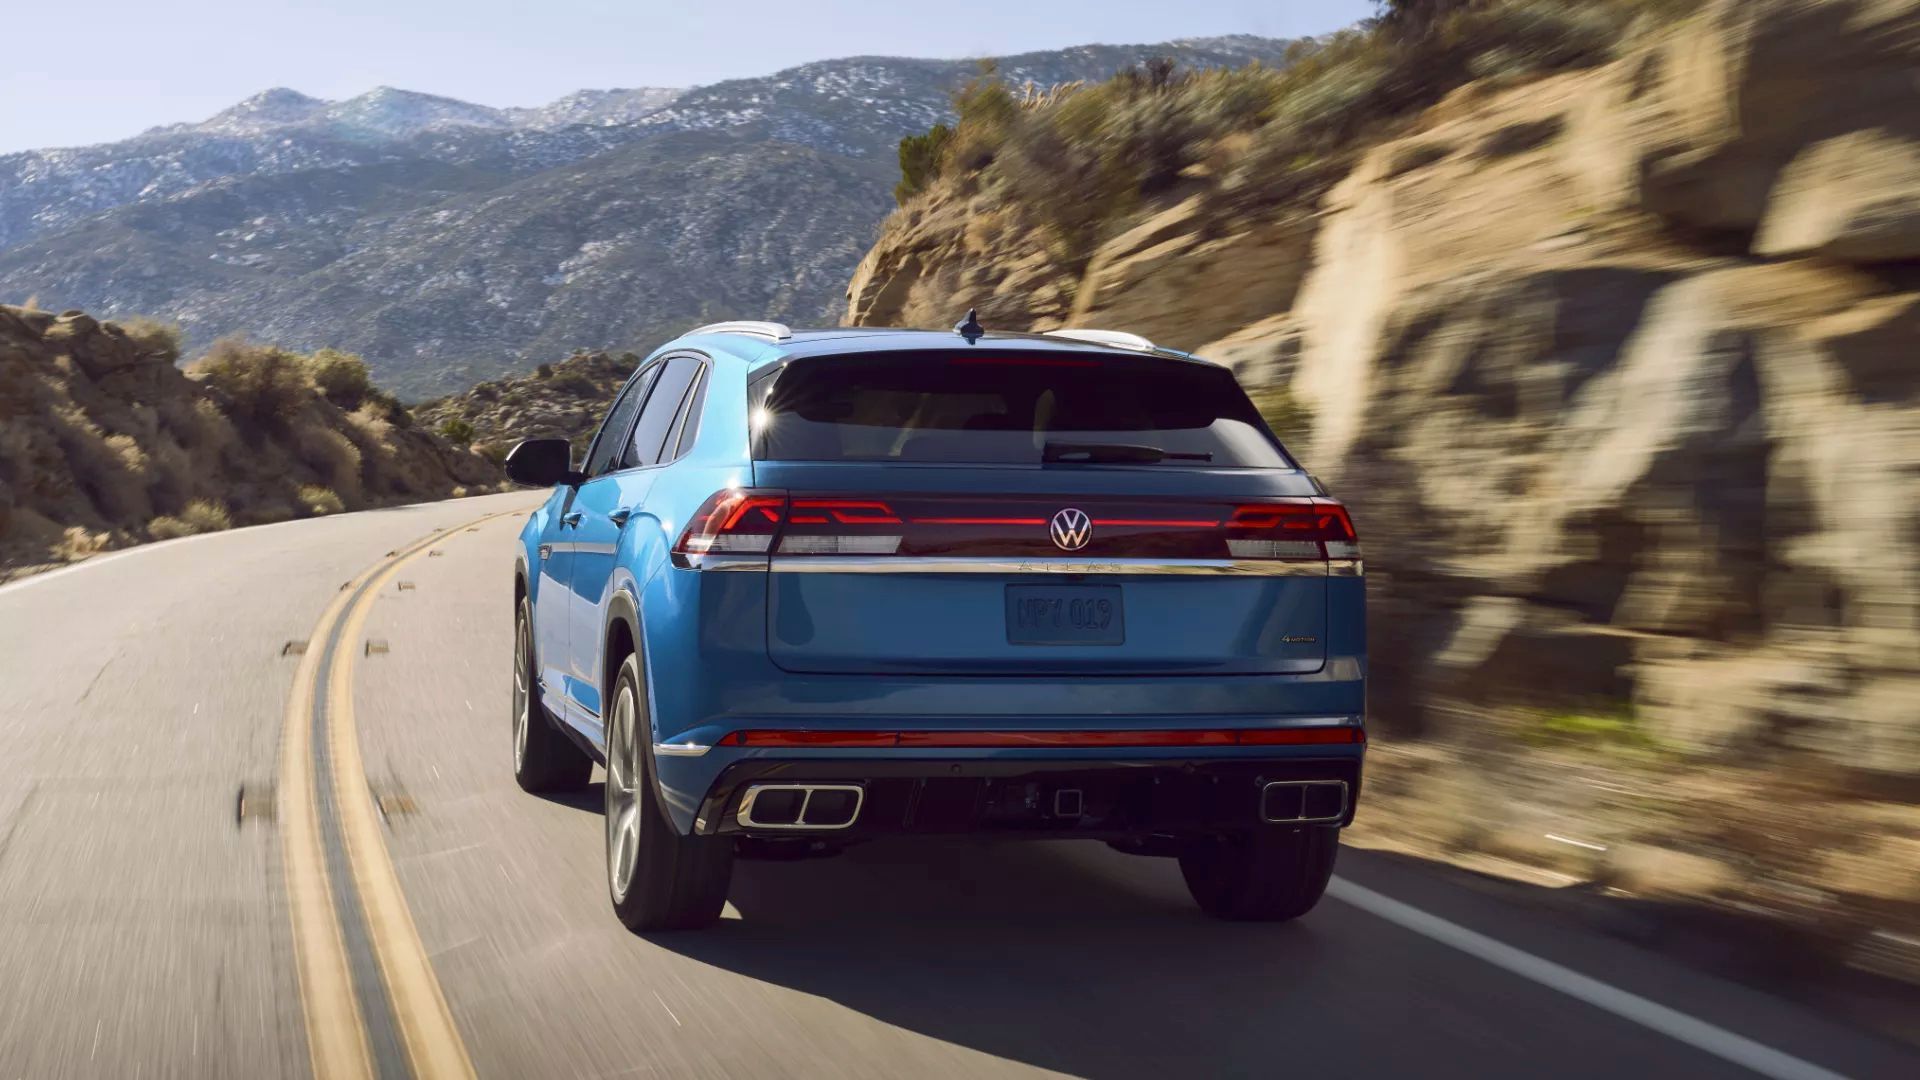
953;307;984;345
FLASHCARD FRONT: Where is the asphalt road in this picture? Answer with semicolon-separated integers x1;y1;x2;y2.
1;493;1914;1079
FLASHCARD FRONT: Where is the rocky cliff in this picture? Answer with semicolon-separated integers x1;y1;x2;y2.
0;306;497;577
847;0;1920;783
413;348;639;460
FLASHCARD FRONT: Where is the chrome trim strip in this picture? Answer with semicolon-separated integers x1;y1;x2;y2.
1260;780;1350;825
652;742;712;757
766;556;1332;576
670;553;771;571
1328;559;1364;577
737;783;865;831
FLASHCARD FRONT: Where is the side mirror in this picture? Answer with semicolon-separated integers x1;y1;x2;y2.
504;438;581;488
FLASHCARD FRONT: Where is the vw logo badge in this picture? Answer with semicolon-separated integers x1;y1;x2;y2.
1049;508;1092;551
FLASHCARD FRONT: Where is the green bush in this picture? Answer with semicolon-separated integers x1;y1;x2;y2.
187;338;313;431
307;348;372;408
894;124;954;205
437;417;475;447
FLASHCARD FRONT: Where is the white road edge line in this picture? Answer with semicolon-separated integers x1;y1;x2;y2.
1326;878;1847;1080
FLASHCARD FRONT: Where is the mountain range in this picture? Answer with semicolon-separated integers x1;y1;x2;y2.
0;36;1295;398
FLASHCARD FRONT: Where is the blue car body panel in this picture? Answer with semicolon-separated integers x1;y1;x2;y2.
516;329;1367;835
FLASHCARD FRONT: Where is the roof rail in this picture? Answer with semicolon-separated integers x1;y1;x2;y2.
688;320;793;341
1043;328;1157;352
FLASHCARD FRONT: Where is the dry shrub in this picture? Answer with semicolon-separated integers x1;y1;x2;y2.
901;0;1701;246
187;338;313;431
295;425;363;504
181;499;231;532
50;403;148;522
308;348;372;408
297;485;345;516
54;525;114;560
116;317;183;363
148;498;231;540
147;515;195;540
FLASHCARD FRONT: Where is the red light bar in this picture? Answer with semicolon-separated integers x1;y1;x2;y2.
721;727;1364;748
948;356;1099;368
911;516;1050;526
1090;518;1220;528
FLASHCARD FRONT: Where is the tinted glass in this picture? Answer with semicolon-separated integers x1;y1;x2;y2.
584;364;658;476
666;366;709;462
755;351;1290;467
623;357;701;468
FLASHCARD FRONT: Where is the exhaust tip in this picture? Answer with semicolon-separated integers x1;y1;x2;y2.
1261;780;1347;824
738;783;864;830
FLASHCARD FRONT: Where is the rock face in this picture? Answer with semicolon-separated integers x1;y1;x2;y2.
413;349;638;459
845;0;1920;775
0;305;496;574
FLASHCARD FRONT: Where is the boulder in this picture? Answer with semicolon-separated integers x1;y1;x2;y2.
1755;129;1920;261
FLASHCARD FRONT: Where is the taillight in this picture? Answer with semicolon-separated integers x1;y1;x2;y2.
674;488;787;556
778;497;904;555
1225;499;1359;561
672;491;1358;565
673;490;907;562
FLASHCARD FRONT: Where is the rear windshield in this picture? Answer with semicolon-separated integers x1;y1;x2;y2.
753;350;1292;467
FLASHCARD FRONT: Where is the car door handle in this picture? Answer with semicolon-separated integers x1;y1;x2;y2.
560;512;582;528
608;508;633;528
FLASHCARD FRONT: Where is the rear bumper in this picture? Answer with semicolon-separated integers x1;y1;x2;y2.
689;753;1363;840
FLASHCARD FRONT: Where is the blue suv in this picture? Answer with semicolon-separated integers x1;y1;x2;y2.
505;319;1366;931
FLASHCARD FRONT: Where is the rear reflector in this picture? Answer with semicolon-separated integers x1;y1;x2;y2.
722;727;1365;748
776;535;902;554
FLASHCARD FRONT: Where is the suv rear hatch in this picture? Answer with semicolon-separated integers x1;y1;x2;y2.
691;346;1357;676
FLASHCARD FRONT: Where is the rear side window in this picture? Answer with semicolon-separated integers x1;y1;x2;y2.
584;363;658;477
754;351;1290;467
621;356;701;468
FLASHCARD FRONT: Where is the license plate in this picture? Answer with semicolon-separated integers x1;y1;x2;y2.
1005;585;1125;646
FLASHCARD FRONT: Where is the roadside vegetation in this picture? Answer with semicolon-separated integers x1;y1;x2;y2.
893;0;1702;264
0;306;499;576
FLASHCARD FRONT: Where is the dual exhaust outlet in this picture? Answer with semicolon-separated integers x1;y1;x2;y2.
737;780;1343;829
737;783;865;830
1260;780;1348;824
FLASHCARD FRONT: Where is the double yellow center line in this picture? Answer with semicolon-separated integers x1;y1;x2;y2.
280;517;502;1079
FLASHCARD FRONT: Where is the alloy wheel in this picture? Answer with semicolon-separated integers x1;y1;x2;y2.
512;616;531;771
604;683;642;903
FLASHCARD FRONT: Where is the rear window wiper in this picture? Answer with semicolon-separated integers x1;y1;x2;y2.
1042;441;1213;464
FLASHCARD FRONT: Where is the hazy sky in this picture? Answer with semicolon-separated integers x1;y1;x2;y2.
2;0;1376;154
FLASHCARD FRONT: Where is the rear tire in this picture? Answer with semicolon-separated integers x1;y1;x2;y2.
1178;826;1338;922
604;653;733;932
512;598;590;794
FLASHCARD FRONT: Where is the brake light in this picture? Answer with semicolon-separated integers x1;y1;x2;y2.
672;492;1359;564
948;356;1098;368
674;489;787;555
1225;499;1359;561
